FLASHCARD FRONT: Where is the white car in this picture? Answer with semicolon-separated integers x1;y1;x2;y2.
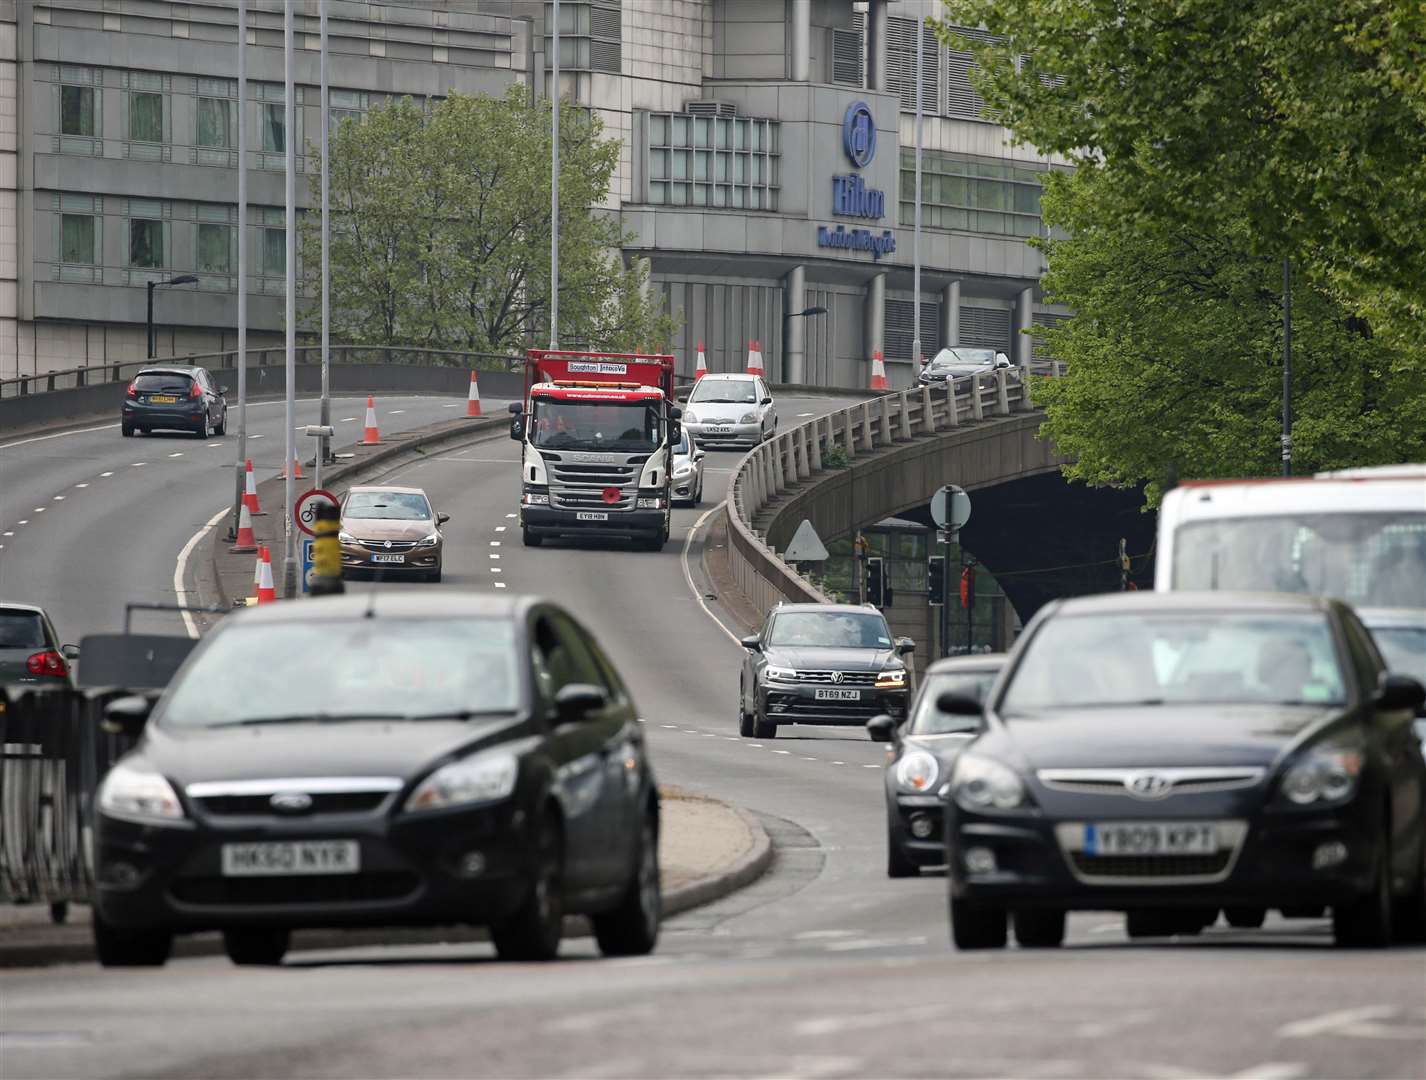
917;347;1013;388
671;429;706;506
683;373;777;449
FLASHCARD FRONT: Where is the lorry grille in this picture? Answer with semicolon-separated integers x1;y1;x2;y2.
548;459;639;511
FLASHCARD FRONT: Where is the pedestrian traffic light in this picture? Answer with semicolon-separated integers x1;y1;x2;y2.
928;555;945;606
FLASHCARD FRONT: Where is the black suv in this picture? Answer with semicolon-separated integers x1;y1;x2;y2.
93;592;660;967
122;365;228;438
739;603;915;739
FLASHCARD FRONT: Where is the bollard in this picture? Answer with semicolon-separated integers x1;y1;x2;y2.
309;502;345;595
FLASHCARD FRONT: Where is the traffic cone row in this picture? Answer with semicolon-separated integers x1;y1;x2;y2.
745;339;765;378
869;350;888;391
465;372;482;418
255;545;276;604
243;459;262;515
362;395;381;445
694;340;707;380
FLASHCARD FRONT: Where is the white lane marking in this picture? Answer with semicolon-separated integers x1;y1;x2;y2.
389;409;406;414
495;526;507;532
494;582;507;589
100;471;114;477
207;442;222;448
490;568;502;574
772;749;791;755
722;736;739;741
748;743;763;748
74;483;89;488
175;505;230;639
680;499;742;647
505;513;516;518
1278;1005;1419;1040
33;507;45;512
489;541;501;547
1;531;11;537
16;520;28;525
794;930;857;939
661;724;678;729
441;403;462;408
249;433;265;439
801;756;817;761
702;732;718;737
797;1003;956;1037
131;462;146;467
168;452;183;458
0;422;119;448
831;761;844;765
797;412;815;417
340;417;357;422
862;764;880;769
52;495;65;501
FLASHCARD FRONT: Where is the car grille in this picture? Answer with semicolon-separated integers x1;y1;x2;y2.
544;458;640;511
1069;852;1233;879
357;539;419;553
1037;768;1265;798
193;792;390;817
169;872;420;906
767;696;881;720
789;670;879;686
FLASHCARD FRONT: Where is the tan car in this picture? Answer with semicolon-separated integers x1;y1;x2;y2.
338;485;448;582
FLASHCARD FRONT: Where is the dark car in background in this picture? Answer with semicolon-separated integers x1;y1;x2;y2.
738;603;915;739
0;603;79;687
93;592;660;967
944;592;1426;951
869;654;1005;877
122;365;228;438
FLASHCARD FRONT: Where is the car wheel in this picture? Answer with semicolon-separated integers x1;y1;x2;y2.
121;423;134;438
215;408;227;436
491;815;563;962
426;567;443;583
198;413;211;439
93;912;172;967
950;898;1007;950
753;704;777;739
49;901;69;925
738;682;756;738
522;525;543;547
1334;835;1395;947
222;927;290;966
1392;840;1426;944
593;812;660;957
887;827;918;879
1013;909;1066;948
1224;906;1267;929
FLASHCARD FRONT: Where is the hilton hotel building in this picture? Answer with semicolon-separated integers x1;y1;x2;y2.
0;0;1069;386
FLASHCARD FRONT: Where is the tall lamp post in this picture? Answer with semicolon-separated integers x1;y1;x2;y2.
146;275;199;359
787;306;827;382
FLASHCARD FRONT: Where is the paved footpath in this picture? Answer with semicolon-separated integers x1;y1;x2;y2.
0;786;769;968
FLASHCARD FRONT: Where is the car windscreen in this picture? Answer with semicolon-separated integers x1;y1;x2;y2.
688;380;757;404
157;618;521;727
909;669;1000;734
767;612;892;649
343;491;432;520
530;400;661;452
0;612;46;649
928;348;996;369
1368;625;1426;685
1172;512;1426;608
1000;612;1348;712
134;372;195;393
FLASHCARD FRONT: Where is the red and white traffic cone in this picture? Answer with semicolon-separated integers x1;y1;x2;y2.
361;396;381;445
465;371;483;418
249;549;262;604
256;545;277;604
231;503;258;554
746;339;765;377
869;350;888;391
279;447;303;479
243;459;263;515
694;340;708;380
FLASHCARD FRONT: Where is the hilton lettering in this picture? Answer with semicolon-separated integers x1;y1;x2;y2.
832;175;885;220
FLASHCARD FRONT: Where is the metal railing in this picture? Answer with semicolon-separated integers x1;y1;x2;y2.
724;367;1039;618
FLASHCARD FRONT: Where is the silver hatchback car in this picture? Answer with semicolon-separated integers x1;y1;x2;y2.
683;374;777;449
671;430;706;506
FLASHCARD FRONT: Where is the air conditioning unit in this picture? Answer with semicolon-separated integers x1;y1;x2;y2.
685;100;739;117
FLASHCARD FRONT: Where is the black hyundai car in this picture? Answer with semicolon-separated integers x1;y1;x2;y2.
93;592;660;967
738;603;915;739
869;654;1004;877
122;365;228;438
944;592;1426;950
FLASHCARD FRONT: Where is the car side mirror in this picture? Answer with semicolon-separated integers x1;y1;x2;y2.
61;644;81;660
694;450;706;462
509;419;524;442
866;714;897;743
554;683;607;725
761;397;773;406
895;637;916;656
436;513;450;525
1376;674;1426;714
669;421;682;445
103;695;153;737
740;635;762;651
936;692;983;717
671;406;683;420
219;385;230;395
508;401;524;415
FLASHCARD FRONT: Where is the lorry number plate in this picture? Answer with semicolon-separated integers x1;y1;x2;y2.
576;511;609;521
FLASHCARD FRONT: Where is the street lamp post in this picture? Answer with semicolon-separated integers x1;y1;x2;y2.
790;306;827;319
146;275;200;359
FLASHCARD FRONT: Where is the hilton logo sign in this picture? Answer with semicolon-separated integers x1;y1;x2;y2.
832;174;884;220
819;101;891;258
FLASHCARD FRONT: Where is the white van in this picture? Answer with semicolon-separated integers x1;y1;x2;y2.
1154;468;1426;609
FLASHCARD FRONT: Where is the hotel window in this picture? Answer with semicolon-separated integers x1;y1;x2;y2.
124;72;168;161
61;214;96;264
61;84;95;136
262;103;285;153
197;98;232;149
900;150;1045;238
197;223;234;274
645;112;779;212
56;66;102;156
130;219;164;269
263;227;286;277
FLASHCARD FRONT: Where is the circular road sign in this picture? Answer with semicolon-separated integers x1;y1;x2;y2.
930;485;972;531
294;488;340;537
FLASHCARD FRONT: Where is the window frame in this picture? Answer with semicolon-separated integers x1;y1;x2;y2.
128;217;166;269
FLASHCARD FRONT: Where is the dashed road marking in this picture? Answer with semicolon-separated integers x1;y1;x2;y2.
495;526;507;532
802;756;818;761
33;507;45;513
494;582;507;589
832;761;844;766
489;553;501;560
661;724;678;729
131;462;146;467
249;433;265;439
506;513;517;518
722;736;739;741
340;417;357;422
52;495;65;501
2;531;12;537
490;540;501;547
208;442;223;447
490;567;502;574
772;749;791;755
168;452;183;458
389;409;406;414
862;764;881;769
74;483;88;489
17;520;28;526
748;743;764;748
100;471;114;477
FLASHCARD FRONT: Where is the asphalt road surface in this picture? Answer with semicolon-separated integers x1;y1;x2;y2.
2;391;1423;1079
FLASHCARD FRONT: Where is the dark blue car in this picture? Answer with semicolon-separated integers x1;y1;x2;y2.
122;365;228;438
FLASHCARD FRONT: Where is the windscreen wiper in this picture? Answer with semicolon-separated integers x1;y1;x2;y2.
208;712;409;728
402;709;513;722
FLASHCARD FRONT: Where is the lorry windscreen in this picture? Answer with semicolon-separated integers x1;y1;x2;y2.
531;400;661;452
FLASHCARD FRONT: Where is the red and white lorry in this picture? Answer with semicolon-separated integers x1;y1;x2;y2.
509;350;681;550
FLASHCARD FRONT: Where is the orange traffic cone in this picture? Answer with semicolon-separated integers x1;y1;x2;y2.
243;459;263;515
870;350;888;391
256;545;277;604
249;548;262;604
279;447;303;479
746;339;765;377
361;396;381;445
465;372;483;418
231;503;258;554
694;340;708;380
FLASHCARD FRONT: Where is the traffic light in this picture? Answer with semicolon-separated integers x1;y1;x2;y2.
866;556;885;607
927;555;946;606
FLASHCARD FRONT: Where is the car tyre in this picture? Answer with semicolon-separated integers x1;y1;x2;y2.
223;927;290;966
592;813;660;957
522;525;543;547
1013;909;1066;948
1392;841;1426;944
93;912;172;967
215;408;227;436
753;705;777;739
950;898;1007;950
197;413;211;440
1224;906;1267;929
692;477;703;506
426;567;443;583
738;683;756;738
491;816;563;962
1333;836;1394;948
121;423;134;438
887;828;918;879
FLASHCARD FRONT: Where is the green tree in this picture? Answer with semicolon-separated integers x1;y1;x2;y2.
302;86;674;354
1030;168;1426;506
936;0;1426;350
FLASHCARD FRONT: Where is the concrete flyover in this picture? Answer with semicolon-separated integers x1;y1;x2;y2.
723;369;1155;646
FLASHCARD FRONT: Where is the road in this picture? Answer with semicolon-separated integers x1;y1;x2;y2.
2;390;1424;1079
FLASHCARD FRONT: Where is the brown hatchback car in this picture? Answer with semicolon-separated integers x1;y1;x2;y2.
339;485;448;582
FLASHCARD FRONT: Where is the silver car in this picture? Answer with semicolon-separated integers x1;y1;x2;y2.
917;346;1012;389
683;373;777;449
671;429;706;506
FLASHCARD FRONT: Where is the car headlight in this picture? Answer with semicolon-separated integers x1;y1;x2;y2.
418;532;440;547
896;750;940;793
338;530;356;544
739;412;757;424
636;496;663;509
876;667;907;690
1277;728;1366;807
683;410;698;423
765;666;798;682
522;487;550;506
98;762;186;826
406;752;519;812
950;753;1030;812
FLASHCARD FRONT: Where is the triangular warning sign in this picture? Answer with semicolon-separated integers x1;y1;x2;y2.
783;519;829;562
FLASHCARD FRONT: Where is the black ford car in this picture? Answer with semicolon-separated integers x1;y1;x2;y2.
739;603;915;739
122;365;228;438
944;592;1426;950
93;593;660;966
